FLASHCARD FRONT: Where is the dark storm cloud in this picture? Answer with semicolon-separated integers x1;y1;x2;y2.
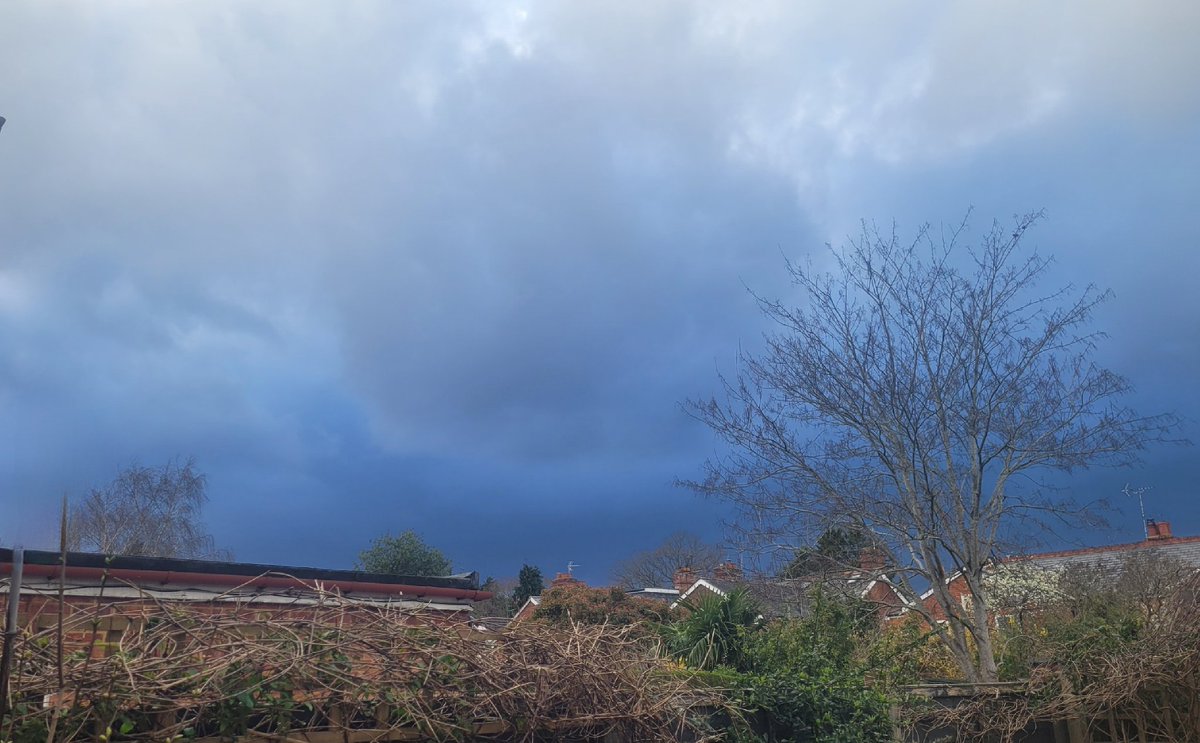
1;1;1197;581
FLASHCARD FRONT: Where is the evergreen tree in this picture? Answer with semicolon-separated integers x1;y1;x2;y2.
512;564;544;607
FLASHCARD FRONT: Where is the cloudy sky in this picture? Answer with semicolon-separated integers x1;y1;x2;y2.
1;1;1197;584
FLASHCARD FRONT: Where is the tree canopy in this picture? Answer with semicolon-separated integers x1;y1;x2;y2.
780;526;872;579
473;576;518;618
612;532;725;589
357;530;452;576
532;585;674;633
685;213;1177;682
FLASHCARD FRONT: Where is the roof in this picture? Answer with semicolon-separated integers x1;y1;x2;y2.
510;595;541;621
1005;535;1200;574
673;577;822;619
670;578;820;618
471;616;512;632
0;548;489;605
625;587;679;602
3;548;481;589
913;532;1200;605
671;578;725;608
671;566;903;618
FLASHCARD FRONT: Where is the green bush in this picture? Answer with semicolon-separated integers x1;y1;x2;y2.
532;584;674;635
734;670;891;743
671;590;892;742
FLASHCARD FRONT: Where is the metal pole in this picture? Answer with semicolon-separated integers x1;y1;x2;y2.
1123;484;1151;539
0;546;25;726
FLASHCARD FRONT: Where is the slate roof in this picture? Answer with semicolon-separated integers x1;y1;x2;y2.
1006;535;1200;574
672;572;894;619
471;616;512;632
624;587;679;602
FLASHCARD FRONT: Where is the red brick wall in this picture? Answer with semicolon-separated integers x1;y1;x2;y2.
863;579;904;622
919;575;974;622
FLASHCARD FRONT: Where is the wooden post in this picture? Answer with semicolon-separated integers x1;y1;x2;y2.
0;547;25;729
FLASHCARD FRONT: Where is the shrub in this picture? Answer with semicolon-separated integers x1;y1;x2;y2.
867;615;962;685
672;590;892;742
532;585;674;634
667;587;761;670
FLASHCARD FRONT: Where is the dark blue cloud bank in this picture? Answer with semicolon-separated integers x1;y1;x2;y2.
1;2;1197;584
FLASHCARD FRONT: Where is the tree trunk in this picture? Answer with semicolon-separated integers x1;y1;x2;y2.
972;610;1000;683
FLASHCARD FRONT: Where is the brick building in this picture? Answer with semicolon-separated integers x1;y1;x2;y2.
0;547;492;654
917;520;1200;622
670;556;905;621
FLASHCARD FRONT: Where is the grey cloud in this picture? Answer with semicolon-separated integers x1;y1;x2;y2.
0;1;1196;575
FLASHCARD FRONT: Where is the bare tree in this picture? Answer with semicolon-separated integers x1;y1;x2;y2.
684;212;1178;682
69;458;230;560
473;576;519;618
612;532;725;589
1109;551;1193;620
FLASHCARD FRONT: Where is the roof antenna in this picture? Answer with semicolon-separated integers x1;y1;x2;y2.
566;561;579;575
1122;483;1152;539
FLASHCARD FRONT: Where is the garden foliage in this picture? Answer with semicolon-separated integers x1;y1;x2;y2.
532;584;674;634
669;589;893;743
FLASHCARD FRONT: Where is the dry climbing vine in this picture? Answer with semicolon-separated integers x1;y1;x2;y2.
1;580;728;743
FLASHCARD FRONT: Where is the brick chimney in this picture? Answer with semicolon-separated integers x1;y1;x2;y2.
1146;520;1173;541
858;547;887;573
673;566;697;594
550;572;584;589
713;561;742;581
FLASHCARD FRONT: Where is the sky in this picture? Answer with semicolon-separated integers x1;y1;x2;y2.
1;1;1197;585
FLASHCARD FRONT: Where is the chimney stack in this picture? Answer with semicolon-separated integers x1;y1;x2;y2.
1146;520;1173;541
550;572;584;589
713;561;742;582
858;547;887;573
673;566;697;594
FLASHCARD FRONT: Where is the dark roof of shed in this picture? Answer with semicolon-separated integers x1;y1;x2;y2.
0;548;481;591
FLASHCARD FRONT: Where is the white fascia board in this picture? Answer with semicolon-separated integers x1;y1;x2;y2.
918;569;965;602
669;579;726;610
514;595;541;616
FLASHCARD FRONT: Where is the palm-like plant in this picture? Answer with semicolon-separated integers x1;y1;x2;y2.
668;587;762;670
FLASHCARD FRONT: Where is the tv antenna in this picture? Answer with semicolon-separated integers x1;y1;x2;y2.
1122;483;1152;538
566;561;580;575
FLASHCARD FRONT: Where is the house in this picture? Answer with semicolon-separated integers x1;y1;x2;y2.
669;557;906;622
0;551;726;742
512;595;541;622
919;520;1200;622
0;547;493;649
511;570;585;623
